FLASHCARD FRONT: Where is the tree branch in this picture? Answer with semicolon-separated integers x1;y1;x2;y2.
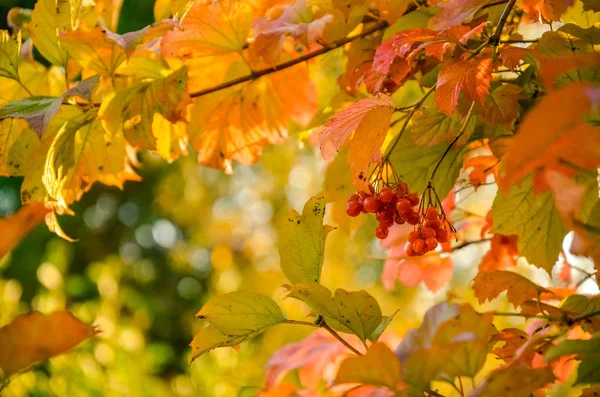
188;21;388;99
321;321;364;356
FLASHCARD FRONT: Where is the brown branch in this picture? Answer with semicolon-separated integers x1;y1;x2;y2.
321;322;364;356
188;21;388;99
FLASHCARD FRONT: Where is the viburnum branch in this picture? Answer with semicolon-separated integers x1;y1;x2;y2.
285;319;320;327
500;39;539;44
430;101;476;181
568;309;600;325
188;21;388;99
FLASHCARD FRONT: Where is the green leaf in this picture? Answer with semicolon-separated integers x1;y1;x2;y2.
411;99;475;148
545;333;600;385
492;174;569;271
335;343;403;390
369;310;398;342
389;125;467;199
286;283;382;342
191;291;286;361
279;193;334;284
0;30;21;80
195;291;286;330
476;84;521;128
0;96;59;137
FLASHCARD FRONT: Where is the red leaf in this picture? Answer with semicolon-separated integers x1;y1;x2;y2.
318;94;395;190
429;0;490;31
522;0;575;22
382;251;453;292
435;58;492;115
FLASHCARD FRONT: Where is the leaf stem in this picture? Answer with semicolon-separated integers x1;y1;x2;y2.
569;309;600;324
285;319;320;327
382;85;436;160
188;21;388;99
429;101;475;181
16;76;33;96
321;322;364;356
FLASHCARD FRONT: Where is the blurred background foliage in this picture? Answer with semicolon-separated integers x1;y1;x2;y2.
0;1;585;396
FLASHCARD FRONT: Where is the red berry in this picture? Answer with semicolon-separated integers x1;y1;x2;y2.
408;231;420;243
426;218;441;229
426;207;438;219
364;196;380;213
426;237;438;251
360;191;370;199
396;198;412;214
376;209;393;223
348;193;360;203
436;228;448;243
394;215;405;225
407;214;420;225
375;225;389;239
379;188;394;203
346;201;362;217
408;193;420;206
380;218;394;228
406;244;416;256
422;227;436;239
413;239;426;254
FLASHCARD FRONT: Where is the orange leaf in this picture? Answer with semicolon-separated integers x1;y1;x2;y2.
521;0;575;22
318;93;395;190
479;234;519;271
472;270;552;307
476;84;521;127
499;46;534;70
0;311;98;376
383;250;453;292
464;154;499;189
435;58;492;115
500;82;600;189
189;63;316;172
428;0;490;31
0;203;49;259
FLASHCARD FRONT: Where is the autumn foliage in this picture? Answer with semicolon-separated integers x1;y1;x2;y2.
1;0;600;396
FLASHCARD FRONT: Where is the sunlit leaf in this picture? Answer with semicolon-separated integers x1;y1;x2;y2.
0;203;49;259
287;283;382;342
279;193;334;284
335;343;404;390
473;270;552;307
0;30;21;80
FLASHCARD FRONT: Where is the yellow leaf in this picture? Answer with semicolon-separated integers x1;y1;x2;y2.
279;193;334;284
336;343;404;390
0;30;21;80
0;311;97;376
30;0;69;66
96;0;124;31
472;270;553;308
152;113;188;162
0;203;49;259
0;118;31;176
0;62;65;106
59;28;126;75
99;67;191;149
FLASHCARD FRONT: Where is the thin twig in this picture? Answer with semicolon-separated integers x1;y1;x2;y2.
500;39;539;44
321;322;364;356
188;21;388;99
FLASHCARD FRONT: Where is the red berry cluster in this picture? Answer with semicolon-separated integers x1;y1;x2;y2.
406;207;448;256
346;182;420;240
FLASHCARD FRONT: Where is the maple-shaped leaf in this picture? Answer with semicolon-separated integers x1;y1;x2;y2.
428;0;492;31
492;175;569;271
0;311;98;376
249;0;336;65
279;193;334;284
287;283;383;343
435;57;492;115
154;0;195;23
491;328;536;365
335;343;405;391
500;83;600;188
318;93;395;190
475;84;521;128
472;270;552;307
479;234;519;271
470;367;555;397
0;203;49;259
0;30;21;81
162;0;252;57
189;62;316;172
99;67;191;149
412;97;476;147
59;28;127;75
522;0;575;22
389;126;467;199
499;46;534;70
191;291;286;360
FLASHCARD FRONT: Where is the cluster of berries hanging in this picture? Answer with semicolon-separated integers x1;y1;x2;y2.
346;162;455;256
